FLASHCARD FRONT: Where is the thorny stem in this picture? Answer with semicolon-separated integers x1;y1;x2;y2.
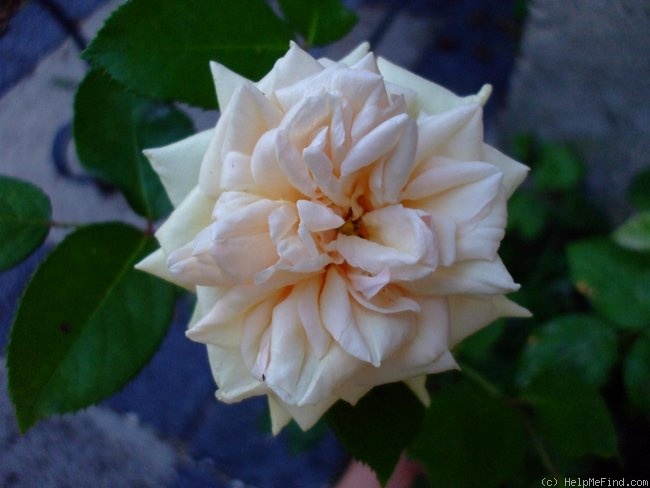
145;219;155;236
458;361;501;397
50;219;155;238
519;411;563;479
457;361;562;478
50;220;79;229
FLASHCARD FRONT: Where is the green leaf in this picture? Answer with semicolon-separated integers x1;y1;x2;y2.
7;223;175;431
628;167;650;211
455;320;505;361
511;133;535;162
613;211;650;252
523;373;618;459
0;176;51;271
624;333;650;416
567;238;650;329
284;419;330;454
517;314;618;388
74;69;193;220
409;378;526;488
327;382;425;485
507;191;549;240
533;143;584;191
84;0;293;108
278;0;358;47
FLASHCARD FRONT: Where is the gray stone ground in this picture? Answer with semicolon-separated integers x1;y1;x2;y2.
503;0;650;221
0;363;178;487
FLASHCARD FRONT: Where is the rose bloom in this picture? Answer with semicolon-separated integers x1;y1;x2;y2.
137;42;529;433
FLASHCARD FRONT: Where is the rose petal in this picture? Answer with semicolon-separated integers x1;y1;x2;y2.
199;84;282;196
303;128;348;207
403;158;501;203
275;64;386;115
155;186;215;255
269;393;337;432
334;205;437;276
210;61;252;111
320;267;374;364
341;113;409;176
168;235;229;287
250;129;303;200
275;131;318;198
220;151;255;192
268;395;293;434
263;290;311;402
369;117;418;206
403;257;519;296
449;295;531;347
378;56;491;115
135;249;194;291
144;129;213;207
482;143;530;197
349;51;382;74
207;345;267;402
257;41;324;96
322;42;370;67
414;104;484;164
455;186;507;261
350;295;418;365
351;296;454;385
297;200;345;232
347;267;391;299
404;375;430;406
297;276;332;359
223;84;283;156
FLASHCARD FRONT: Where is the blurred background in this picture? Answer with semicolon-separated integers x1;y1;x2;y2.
1;0;648;486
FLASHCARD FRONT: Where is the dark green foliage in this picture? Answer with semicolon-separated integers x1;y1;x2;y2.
0;176;51;271
278;0;358;47
84;0;293;108
327;382;425;485
7;224;175;431
74;69;194;220
409;378;526;488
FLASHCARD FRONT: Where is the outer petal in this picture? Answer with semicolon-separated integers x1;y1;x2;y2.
257;41;324;96
296;344;361;406
378;56;491;116
135;249;193;291
269;393;338;432
207;345;267;402
413;105;484;164
210;61;251;111
402;258;519;296
482;143;530;197
349;296;454;386
155;186;215;255
144;129;213;207
318;42;370;67
268;395;293;434
449;295;531;347
199;84;282;196
454;186;507;262
404;375;430;406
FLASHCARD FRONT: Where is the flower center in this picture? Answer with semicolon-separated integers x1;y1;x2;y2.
338;215;369;239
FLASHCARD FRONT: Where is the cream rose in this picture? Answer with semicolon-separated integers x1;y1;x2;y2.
137;42;530;433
